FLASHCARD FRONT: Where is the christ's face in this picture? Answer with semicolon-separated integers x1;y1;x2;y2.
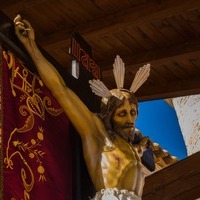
112;99;137;141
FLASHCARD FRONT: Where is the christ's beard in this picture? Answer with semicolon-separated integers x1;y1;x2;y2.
114;125;135;142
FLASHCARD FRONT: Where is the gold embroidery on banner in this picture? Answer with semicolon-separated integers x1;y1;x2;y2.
3;51;62;199
3;51;63;120
6;129;46;200
0;45;3;200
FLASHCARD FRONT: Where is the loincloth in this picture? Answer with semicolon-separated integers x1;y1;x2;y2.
91;188;141;200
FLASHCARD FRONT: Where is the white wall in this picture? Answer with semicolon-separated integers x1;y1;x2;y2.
172;94;200;155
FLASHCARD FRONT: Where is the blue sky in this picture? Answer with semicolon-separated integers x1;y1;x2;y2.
136;99;188;160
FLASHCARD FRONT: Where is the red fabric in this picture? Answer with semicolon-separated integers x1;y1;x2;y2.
2;50;72;200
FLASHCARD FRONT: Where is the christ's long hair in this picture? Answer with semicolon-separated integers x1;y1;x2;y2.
97;90;138;139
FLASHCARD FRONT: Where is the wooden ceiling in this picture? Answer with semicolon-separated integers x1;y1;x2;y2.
1;0;200;101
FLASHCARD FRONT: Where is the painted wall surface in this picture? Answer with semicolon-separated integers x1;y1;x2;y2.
172;94;200;156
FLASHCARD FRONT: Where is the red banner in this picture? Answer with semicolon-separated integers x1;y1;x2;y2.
1;49;72;200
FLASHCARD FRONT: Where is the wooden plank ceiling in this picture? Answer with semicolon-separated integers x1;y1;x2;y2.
1;0;200;101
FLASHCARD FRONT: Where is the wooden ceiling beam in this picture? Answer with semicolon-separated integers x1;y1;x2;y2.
1;0;48;15
102;71;200;101
100;39;200;100
101;45;200;101
100;38;200;71
40;0;200;48
137;77;200;101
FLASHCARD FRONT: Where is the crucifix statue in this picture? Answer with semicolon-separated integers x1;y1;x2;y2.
14;15;152;200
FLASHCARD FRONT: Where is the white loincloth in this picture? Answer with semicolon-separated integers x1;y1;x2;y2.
92;188;141;200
